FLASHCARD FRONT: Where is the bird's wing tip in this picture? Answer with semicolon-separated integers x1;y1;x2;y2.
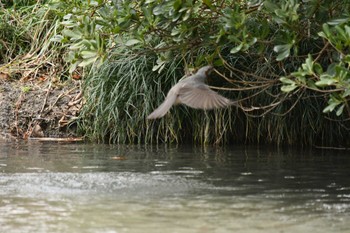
147;111;163;119
146;114;156;120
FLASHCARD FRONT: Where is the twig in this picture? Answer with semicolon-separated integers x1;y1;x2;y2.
40;80;52;113
314;41;330;62
218;52;277;80
313;145;350;150
29;137;84;142
273;89;304;117
14;92;25;137
209;83;270;91
48;86;79;112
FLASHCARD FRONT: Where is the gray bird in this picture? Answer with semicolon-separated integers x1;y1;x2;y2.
147;65;234;119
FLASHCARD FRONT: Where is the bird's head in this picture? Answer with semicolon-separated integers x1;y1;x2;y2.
196;65;213;77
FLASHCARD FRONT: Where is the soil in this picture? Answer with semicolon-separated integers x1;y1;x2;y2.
0;78;82;140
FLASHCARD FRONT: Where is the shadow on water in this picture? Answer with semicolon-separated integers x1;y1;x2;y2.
0;140;350;233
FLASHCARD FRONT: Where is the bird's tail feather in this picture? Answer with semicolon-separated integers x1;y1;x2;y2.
147;94;177;119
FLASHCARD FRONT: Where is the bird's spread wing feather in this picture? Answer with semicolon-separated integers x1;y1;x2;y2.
178;84;232;109
147;91;178;119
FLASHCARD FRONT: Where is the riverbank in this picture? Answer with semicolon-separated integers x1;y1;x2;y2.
0;78;82;140
1;1;349;146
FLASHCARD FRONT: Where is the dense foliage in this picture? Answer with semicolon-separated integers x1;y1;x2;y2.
1;0;349;145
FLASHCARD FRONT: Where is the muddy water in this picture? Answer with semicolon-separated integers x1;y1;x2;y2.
0;140;349;233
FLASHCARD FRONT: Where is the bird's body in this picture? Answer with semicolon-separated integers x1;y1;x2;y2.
147;65;234;119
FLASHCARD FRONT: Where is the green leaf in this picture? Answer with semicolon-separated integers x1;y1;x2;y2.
142;6;153;23
315;78;335;87
345;25;350;38
81;50;98;59
280;77;296;85
179;7;188;13
323;102;340;113
281;84;297;92
342;88;350;98
328;18;350;26
291;69;308;77
248;37;257;46
173;0;182;10
230;43;243;54
69;40;86;50
344;55;350;63
125;39;141;46
317;31;327;39
62;29;83;39
213;59;224;66
301;54;314;74
336;104;345;116
335;26;347;41
280;77;297;92
263;1;278;12
171;27;181;36
306;79;318;90
50;35;64;43
69;61;80;74
183;9;191;21
78;56;97;67
154;42;167;49
326;63;337;76
319;24;331;38
314;63;323;75
153;5;164;15
274;44;292;61
203;0;213;9
152;55;167;73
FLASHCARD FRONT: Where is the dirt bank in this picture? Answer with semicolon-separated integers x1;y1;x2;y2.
0;78;82;139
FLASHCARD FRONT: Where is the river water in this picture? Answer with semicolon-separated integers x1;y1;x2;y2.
0;140;349;233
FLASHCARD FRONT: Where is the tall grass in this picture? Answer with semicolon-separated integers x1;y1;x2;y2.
0;1;68;80
79;53;183;143
79;47;350;146
79;49;251;145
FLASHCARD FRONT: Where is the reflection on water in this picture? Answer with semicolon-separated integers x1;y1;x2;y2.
0;140;350;233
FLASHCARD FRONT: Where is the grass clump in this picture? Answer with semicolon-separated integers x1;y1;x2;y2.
0;1;69;81
79;53;185;144
79;46;350;146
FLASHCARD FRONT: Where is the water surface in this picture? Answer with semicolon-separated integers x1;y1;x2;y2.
0;140;349;232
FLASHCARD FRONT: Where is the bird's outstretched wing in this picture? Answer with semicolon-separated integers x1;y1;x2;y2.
147;91;178;119
178;84;232;110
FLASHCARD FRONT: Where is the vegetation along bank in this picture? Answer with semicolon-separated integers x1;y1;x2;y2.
0;0;349;147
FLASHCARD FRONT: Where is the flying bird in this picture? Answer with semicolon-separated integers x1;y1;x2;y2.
147;65;235;119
